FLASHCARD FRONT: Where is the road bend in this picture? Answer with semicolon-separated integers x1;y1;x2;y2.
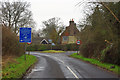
24;51;118;80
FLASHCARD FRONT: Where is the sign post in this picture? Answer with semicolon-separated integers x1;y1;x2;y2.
76;40;82;55
27;42;32;55
19;27;31;60
24;43;26;60
51;43;55;50
48;39;52;50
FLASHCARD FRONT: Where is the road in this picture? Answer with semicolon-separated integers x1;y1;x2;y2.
24;51;119;80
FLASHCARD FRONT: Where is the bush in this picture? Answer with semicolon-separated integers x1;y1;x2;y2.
26;44;78;51
27;44;49;51
2;26;25;56
79;42;98;58
52;44;62;50
103;42;120;65
61;44;78;51
38;45;48;51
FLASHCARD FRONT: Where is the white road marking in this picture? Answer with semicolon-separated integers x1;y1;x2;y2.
32;67;45;72
66;66;79;79
53;56;79;79
59;60;65;63
34;54;79;79
54;56;79;79
54;57;65;63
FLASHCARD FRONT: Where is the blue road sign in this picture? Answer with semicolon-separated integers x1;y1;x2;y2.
19;27;31;43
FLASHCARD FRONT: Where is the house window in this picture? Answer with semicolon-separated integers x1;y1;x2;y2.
63;36;68;41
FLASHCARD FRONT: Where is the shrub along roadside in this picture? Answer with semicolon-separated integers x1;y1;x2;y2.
2;55;37;79
70;53;120;75
2;26;25;56
26;44;78;51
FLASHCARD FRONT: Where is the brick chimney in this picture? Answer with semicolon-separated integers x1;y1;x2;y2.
69;19;74;26
74;23;76;26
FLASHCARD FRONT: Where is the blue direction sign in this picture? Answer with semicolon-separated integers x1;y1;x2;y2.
19;27;31;43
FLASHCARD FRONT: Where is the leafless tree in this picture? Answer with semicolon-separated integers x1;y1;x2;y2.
32;29;44;38
0;1;35;34
41;17;65;44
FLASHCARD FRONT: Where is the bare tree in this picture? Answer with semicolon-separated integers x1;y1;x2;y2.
32;29;44;38
0;1;35;34
42;17;65;44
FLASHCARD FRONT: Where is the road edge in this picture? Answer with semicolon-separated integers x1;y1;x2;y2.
22;56;38;79
68;55;120;77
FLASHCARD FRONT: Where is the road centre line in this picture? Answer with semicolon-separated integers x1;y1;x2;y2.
66;66;79;79
58;59;65;63
53;56;79;79
54;57;65;63
37;54;79;79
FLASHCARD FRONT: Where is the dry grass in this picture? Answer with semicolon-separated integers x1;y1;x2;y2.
2;55;19;69
2;26;25;56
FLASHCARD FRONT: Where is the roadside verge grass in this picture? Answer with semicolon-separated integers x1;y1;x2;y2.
70;53;120;75
42;50;65;53
2;55;37;78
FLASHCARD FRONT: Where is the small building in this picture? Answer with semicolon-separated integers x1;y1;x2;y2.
40;39;49;44
60;19;80;44
32;37;49;44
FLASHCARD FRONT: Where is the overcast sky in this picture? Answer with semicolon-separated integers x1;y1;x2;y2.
3;0;86;30
28;0;86;30
30;0;84;28
2;0;119;30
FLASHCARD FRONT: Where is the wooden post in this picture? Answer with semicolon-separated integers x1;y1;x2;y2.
51;43;52;50
24;43;26;61
77;45;79;55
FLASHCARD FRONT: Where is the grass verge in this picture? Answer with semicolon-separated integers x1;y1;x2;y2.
70;53;120;75
2;54;37;78
42;50;65;53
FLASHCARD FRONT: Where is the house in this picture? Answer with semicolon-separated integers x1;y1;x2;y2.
60;19;80;44
40;39;49;44
32;37;49;44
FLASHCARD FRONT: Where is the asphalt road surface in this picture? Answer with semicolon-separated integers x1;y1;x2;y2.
24;51;119;80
